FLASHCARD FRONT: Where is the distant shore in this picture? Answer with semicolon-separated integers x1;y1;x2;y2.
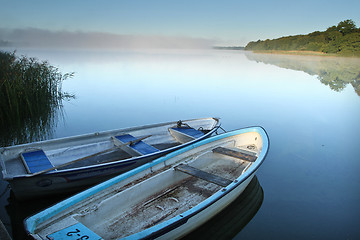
244;20;360;57
213;46;245;50
249;50;353;57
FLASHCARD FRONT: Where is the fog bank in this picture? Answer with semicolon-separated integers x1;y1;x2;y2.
0;28;215;49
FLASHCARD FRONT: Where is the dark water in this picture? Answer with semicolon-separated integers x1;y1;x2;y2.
0;49;360;239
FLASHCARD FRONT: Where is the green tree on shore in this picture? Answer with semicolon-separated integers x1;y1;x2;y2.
245;19;360;56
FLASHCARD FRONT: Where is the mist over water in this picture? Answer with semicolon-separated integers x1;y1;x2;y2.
0;28;215;49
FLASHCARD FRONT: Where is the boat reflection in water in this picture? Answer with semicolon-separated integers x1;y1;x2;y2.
184;176;264;239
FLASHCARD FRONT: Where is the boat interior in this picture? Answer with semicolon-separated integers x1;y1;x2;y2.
35;133;262;239
1;119;217;177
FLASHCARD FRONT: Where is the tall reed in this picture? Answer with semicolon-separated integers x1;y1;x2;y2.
0;51;74;146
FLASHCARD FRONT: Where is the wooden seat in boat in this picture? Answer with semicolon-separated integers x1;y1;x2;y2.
168;127;205;144
20;150;55;174
114;134;159;156
175;164;233;187
169;127;204;139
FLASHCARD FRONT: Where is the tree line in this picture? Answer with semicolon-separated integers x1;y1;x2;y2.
245;20;360;56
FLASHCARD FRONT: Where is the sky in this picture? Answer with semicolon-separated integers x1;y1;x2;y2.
0;0;360;49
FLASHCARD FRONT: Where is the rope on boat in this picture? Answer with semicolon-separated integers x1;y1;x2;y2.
177;120;191;128
177;120;226;135
215;126;227;135
219;126;227;133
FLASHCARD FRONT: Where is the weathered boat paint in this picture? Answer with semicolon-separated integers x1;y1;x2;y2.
24;126;269;239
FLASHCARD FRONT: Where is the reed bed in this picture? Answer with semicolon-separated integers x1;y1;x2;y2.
0;51;74;146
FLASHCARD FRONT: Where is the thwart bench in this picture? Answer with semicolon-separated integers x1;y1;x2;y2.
212;147;257;162
21;150;55;174
175;164;233;187
168;127;205;143
174;146;258;187
113;134;159;156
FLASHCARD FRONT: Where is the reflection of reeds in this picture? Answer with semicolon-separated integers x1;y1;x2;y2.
0;51;74;146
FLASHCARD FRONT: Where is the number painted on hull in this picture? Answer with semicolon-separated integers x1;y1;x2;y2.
46;223;102;240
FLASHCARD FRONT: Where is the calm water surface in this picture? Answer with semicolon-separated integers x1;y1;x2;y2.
1;48;360;239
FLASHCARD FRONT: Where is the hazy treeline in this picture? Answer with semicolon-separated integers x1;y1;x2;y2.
245;20;360;56
0;28;215;49
213;46;245;50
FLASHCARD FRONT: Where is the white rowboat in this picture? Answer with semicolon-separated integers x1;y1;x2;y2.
25;126;269;239
0;118;220;199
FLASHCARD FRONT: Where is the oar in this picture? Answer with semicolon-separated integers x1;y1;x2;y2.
27;135;152;177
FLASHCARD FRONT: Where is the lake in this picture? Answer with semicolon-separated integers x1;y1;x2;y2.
1;48;360;239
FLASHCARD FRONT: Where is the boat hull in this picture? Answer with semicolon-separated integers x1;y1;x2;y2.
24;126;269;239
1;118;219;200
8;154;159;199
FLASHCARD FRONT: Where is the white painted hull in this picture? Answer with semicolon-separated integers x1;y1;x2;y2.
24;127;269;239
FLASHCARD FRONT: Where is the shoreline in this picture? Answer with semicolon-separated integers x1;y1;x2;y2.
248;50;360;58
250;50;339;57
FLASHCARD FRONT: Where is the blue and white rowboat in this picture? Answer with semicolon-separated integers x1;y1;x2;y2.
0;118;219;200
24;126;269;240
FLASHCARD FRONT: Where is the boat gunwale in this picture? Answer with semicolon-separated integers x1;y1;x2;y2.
1;117;217;151
24;126;269;238
1;117;220;180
